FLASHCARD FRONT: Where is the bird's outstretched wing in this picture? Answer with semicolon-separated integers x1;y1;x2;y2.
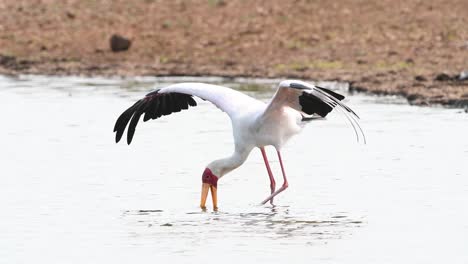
113;82;262;144
264;80;366;143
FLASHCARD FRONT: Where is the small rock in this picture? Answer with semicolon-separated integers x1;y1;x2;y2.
161;21;171;29
209;0;226;7
161;223;172;227
110;34;131;52
348;83;366;93
407;94;421;101
0;55;16;66
414;75;427;82
201;39;216;46
435;73;452;81
224;60;236;66
66;11;75;19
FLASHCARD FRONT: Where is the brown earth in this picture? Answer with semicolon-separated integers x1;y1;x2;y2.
0;0;467;107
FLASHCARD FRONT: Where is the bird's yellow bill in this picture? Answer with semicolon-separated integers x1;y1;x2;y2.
200;183;218;211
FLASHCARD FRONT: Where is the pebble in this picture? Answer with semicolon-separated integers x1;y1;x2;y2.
435;73;452;81
414;75;427;82
110;34;131;52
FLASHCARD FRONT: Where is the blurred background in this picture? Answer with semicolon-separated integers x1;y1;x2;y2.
0;0;467;106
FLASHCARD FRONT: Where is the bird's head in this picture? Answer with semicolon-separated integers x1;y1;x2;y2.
200;167;219;211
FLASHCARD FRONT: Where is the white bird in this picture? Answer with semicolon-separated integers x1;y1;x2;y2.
113;80;365;210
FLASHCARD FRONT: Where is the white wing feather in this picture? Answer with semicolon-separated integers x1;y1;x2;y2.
263;80;366;143
158;82;264;119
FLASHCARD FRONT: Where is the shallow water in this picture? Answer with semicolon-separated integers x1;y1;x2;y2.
1;75;467;263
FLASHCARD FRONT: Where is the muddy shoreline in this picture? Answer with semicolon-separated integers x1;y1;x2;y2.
1;59;466;108
1;0;467;107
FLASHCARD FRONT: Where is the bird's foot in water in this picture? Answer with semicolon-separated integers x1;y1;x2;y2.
260;183;289;205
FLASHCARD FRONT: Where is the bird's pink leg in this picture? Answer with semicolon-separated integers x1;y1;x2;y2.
261;151;289;205
260;147;276;204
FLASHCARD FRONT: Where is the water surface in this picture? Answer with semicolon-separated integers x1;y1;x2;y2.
1;75;467;263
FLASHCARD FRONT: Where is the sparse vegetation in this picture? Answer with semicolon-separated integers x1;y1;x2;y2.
0;0;466;106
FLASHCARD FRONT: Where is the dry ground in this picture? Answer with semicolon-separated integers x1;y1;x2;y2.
0;0;467;106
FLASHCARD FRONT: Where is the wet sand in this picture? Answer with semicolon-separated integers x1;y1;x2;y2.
0;0;467;107
1;75;467;263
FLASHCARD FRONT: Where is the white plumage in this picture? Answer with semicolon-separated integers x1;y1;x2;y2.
114;80;365;210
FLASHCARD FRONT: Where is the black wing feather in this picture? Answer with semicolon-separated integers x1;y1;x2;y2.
187;96;197;107
154;96;164;119
299;93;334;117
162;94;172;116
114;91;198;144
178;96;189;110
314;87;359;118
159;95;167;116
127;109;143;145
291;82;357;118
114;100;142;143
170;94;182;113
143;99;158;122
315;86;345;100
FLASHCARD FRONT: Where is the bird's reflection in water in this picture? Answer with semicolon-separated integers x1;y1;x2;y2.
122;206;364;242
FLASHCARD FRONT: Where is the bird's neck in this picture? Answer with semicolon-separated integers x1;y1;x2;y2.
207;146;252;178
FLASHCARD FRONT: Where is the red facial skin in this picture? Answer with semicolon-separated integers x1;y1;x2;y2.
202;168;218;188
